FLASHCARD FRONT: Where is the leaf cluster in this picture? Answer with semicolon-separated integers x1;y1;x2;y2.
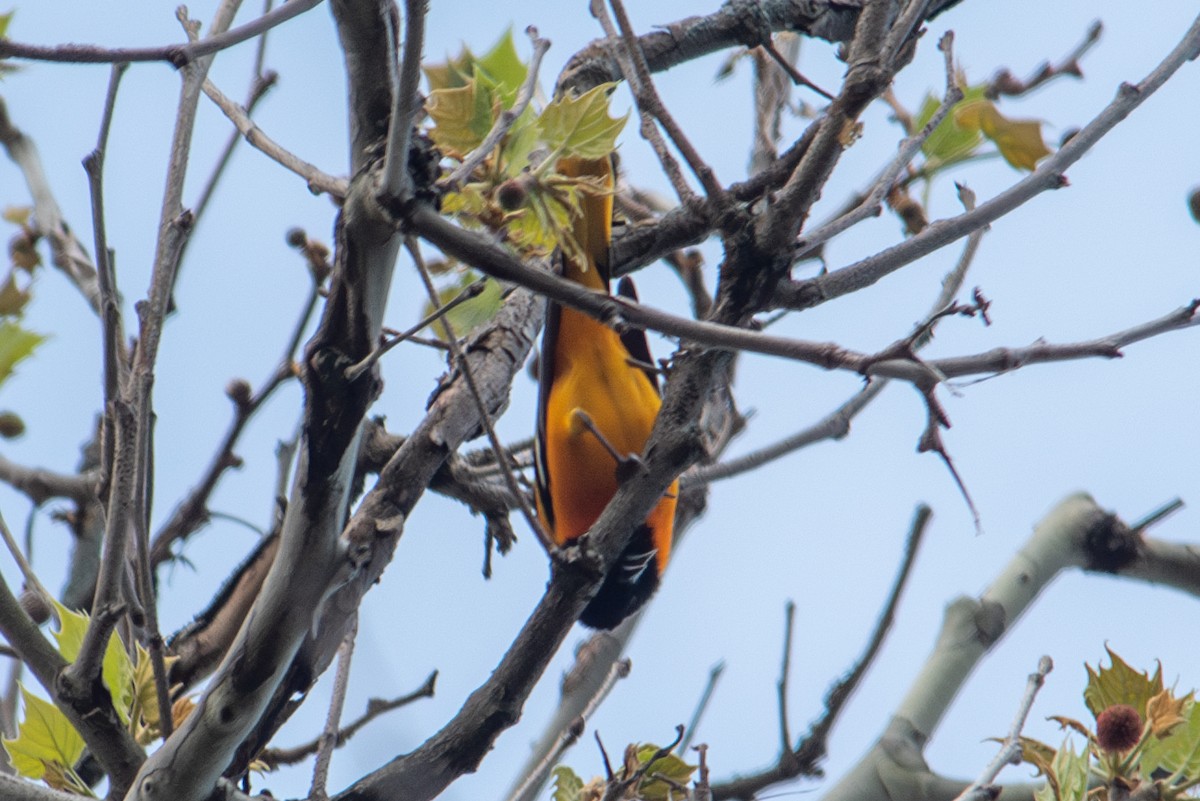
552;743;698;801
423;31;627;334
2;602;195;793
1013;648;1200;801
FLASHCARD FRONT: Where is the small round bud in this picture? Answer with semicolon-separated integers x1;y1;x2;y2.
496;178;529;211
20;589;51;624
226;378;253;408
1187;187;1200;225
285;227;307;248
0;411;26;439
1096;704;1142;753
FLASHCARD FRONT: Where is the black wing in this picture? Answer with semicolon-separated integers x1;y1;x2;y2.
615;276;659;393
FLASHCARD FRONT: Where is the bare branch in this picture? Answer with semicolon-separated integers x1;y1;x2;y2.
382;0;427;198
793;32;962;262
954;656;1054;801
259;670;437;769
0;456;96;506
0;98;102;312
0;0;324;67
988;20;1103;99
310;624;357;801
713;504;932;799
776;13;1200;311
201;77;348;199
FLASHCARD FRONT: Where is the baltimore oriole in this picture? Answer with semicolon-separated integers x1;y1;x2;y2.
534;155;679;629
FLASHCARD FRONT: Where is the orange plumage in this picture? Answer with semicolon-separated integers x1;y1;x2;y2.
534;155;678;629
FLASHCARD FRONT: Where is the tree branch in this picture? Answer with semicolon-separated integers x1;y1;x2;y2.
774;12;1200;312
0;0;324;67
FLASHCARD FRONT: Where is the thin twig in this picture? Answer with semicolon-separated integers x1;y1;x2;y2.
0;98;103;312
413;201;1199;381
804;505;931;747
444;27;550;190
0;509;53;604
953;655;1054;801
382;0;427;198
1131;498;1185;532
607;0;723;197
0;0;323;67
310;623;358;801
150;280;318;569
794;32;961;261
776;13;1200;311
587;0;694;202
679;661;725;754
988;20;1103;99
192;50;279;227
776;601;795;753
711;505;932;799
503;659;632;801
407;239;549;545
0;457;97;506
83;62;130;419
344;278;488;382
201;77;348;199
260;670;437;768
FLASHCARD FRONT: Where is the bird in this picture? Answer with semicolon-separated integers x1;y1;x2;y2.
534;154;679;630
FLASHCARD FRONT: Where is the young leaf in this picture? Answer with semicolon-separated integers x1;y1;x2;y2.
474;28;528;105
632;744;697;801
51;600;135;725
1033;738;1088;801
1139;699;1200;781
420;273;503;340
539;83;627;161
954;100;1051;171
0;319;44;387
2;686;86;783
916;83;988;165
423;46;477;92
1084;647;1164;719
427;80;497;157
0;11;13;40
551;765;584;801
1147;690;1189;738
0;273;32;316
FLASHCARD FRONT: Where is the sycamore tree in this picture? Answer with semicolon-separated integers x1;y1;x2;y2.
0;2;1198;801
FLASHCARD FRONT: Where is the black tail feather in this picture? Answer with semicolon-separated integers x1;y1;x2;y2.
579;523;662;630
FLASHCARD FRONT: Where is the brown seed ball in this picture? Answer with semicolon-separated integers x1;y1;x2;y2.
1096;704;1142;752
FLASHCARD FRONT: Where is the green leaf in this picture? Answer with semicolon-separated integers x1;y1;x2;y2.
51;600;135;725
916;82;988;165
551;765;584;801
633;744;697;801
499;105;540;174
423;46;476;92
0;11;13;39
1140;699;1200;782
420;273;504;340
426;80;497;156
0;319;44;388
2;686;85;782
1033;738;1089;801
539;83;627;161
474;28;527;105
1084;647;1163;719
